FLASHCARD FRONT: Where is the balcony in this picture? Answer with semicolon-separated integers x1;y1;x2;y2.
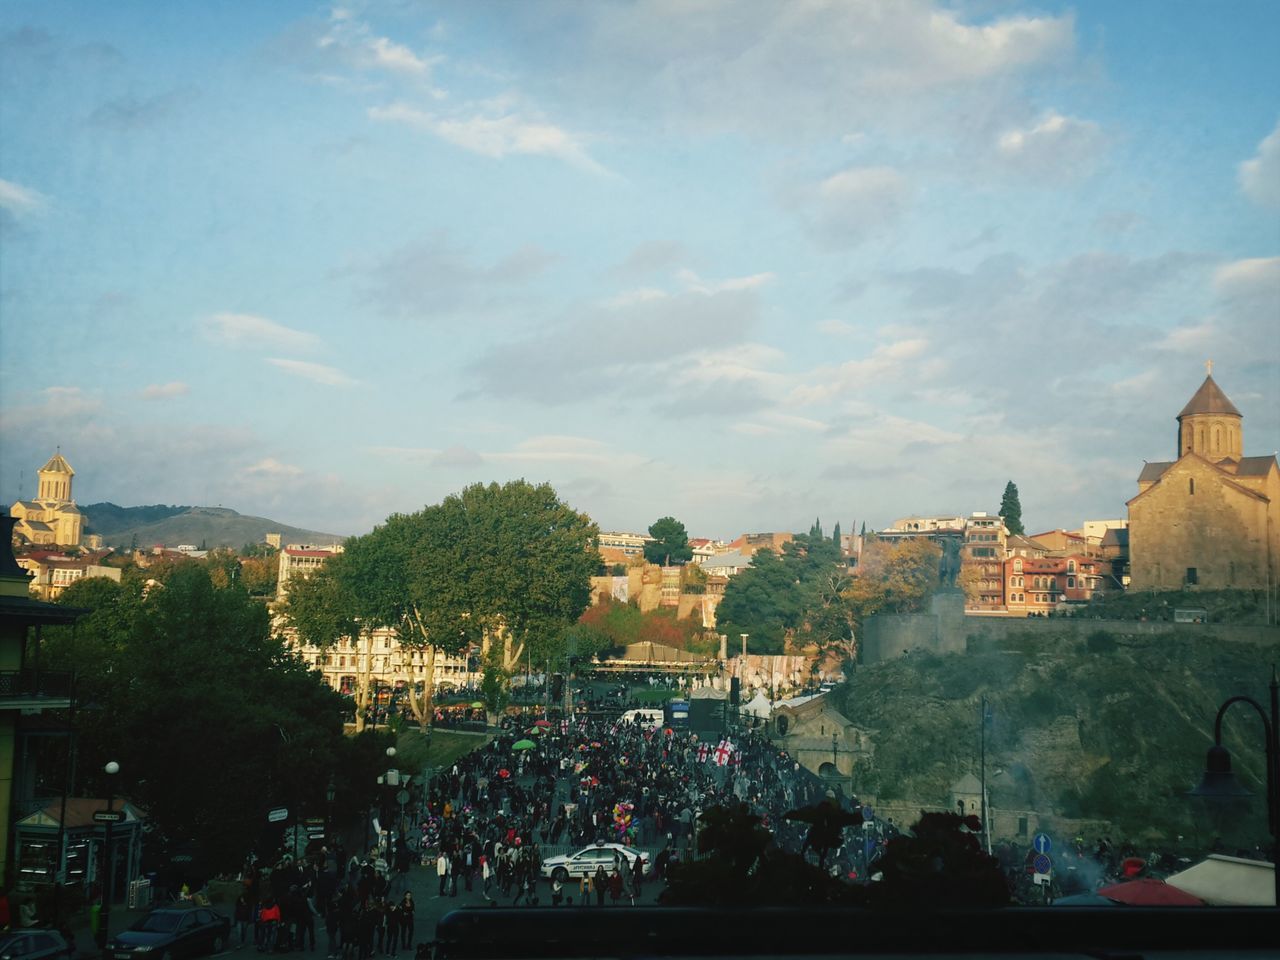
0;670;73;711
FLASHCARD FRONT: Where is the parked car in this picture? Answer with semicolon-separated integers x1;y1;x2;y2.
108;907;230;960
540;842;649;882
0;929;73;960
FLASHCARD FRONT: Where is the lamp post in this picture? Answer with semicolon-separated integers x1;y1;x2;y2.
99;760;120;960
325;777;336;845
383;747;398;854
1187;666;1279;906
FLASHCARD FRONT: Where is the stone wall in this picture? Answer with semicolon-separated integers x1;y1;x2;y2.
862;604;1280;664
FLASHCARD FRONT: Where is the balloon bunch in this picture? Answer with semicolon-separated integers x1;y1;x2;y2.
613;801;636;841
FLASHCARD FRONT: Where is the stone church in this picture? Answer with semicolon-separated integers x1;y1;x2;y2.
10;453;83;547
1127;369;1278;591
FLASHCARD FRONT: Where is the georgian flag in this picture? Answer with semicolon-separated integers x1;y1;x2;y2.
713;739;734;767
697;743;709;763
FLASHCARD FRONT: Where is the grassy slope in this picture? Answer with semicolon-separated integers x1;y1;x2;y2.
394;729;491;775
83;504;343;549
841;629;1274;844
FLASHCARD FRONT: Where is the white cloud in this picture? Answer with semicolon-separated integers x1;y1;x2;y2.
0;177;45;216
267;358;358;387
791;338;934;404
675;268;775;294
203;312;321;352
561;0;1075;138
369;102;608;175
0;386;101;430
797;166;912;249
1239;120;1280;208
242;457;304;478
996;110;1104;178
1213;255;1280;294
141;381;190;400
315;8;437;78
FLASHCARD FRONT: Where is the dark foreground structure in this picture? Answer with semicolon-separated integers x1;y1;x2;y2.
428;905;1278;959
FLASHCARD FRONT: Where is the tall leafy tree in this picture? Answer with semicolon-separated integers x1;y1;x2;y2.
843;538;942;631
644;516;693;566
831;521;842;549
46;564;349;872
1000;481;1025;536
283;480;599;729
716;532;852;654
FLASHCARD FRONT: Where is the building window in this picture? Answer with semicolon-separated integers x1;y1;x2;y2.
1067;576;1076;588
1186;567;1198;586
1014;559;1022;572
1189;478;1195;495
1018;817;1029;838
1067;560;1076;573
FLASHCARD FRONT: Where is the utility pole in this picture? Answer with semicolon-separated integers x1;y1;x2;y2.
980;696;991;854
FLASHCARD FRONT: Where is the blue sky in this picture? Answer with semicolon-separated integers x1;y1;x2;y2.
2;0;1277;540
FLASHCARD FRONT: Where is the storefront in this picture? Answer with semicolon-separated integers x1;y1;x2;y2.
13;797;145;898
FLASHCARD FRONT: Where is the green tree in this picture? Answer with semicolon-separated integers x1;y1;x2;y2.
283;480;598;730
1000;481;1024;536
46;564;348;873
831;521;841;549
644;516;693;566
716;532;851;654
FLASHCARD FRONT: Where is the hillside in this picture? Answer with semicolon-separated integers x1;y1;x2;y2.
839;628;1275;846
82;503;344;550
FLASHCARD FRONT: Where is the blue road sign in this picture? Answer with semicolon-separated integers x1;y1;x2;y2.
1033;832;1052;854
1033;853;1052;875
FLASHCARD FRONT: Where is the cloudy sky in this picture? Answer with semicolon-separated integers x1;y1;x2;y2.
2;1;1277;540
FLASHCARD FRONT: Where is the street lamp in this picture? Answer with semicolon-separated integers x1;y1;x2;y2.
325;777;336;844
1187;666;1278;906
99;760;120;960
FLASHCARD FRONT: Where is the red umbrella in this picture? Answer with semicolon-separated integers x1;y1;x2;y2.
1097;877;1203;906
534;719;552;728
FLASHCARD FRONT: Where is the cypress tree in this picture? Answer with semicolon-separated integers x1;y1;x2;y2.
1000;481;1025;536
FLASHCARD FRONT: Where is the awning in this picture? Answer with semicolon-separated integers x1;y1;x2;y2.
1166;854;1276;907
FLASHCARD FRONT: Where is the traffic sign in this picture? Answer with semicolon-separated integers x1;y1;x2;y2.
396;789;410;806
267;807;289;823
93;810;124;823
1033;832;1052;854
1032;853;1052;875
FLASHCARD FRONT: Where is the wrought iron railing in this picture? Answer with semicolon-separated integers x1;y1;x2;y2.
0;670;73;700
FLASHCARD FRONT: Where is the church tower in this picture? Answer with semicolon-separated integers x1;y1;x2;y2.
36;453;75;503
1175;364;1242;462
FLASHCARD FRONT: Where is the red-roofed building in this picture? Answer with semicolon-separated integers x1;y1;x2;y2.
1004;554;1104;615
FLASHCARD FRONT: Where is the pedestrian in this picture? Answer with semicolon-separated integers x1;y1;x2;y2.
435;853;447;898
579;873;590;906
398;893;414;950
382;900;399;957
550;878;563;907
593;866;607;907
609;869;622;905
234;891;254;947
257;898;281;953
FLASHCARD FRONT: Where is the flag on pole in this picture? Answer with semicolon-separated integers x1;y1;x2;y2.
697;743;709;764
713;739;734;766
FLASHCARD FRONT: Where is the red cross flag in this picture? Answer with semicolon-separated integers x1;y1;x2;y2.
697;743;709;763
713;739;734;766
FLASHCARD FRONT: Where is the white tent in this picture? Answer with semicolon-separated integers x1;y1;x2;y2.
1166;854;1275;906
741;691;772;719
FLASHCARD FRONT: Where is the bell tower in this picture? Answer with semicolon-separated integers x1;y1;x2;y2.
1176;362;1242;461
36;452;75;503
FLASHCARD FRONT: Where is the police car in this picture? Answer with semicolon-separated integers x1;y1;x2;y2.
540;841;650;882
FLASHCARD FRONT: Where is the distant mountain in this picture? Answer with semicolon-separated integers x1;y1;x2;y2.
82;503;344;550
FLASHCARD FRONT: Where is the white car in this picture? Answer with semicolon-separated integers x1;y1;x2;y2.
540;842;649;882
